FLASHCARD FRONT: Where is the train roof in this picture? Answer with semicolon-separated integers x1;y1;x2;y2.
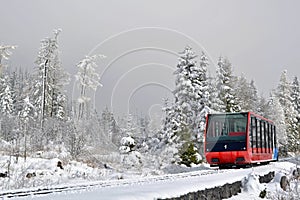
207;111;275;124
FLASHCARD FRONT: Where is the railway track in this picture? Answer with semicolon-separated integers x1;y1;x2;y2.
0;169;225;199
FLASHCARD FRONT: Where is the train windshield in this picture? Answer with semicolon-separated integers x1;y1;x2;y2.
205;113;248;152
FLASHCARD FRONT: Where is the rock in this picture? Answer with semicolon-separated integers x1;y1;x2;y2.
292;168;300;180
26;172;36;178
0;171;8;178
280;176;289;191
259;188;267;198
57;161;64;170
259;171;275;183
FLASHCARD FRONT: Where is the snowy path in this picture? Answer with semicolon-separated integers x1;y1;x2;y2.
8;162;292;200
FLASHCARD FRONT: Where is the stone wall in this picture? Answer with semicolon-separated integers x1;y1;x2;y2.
158;171;275;200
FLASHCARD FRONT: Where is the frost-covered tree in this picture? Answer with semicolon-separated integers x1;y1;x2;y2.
172;46;197;135
0;74;14;116
30;29;69;128
161;46;211;166
101;107;121;145
0;45;16;116
209;76;221;112
18;96;37;160
172;47;211;139
193;52;211;142
256;95;270;117
268;92;287;148
197;51;211;107
291;76;300;122
214;57;240;112
0;45;17;76
119;115;136;153
235;75;259;112
161;98;176;142
276;70;299;152
119;115;143;169
75;55;104;119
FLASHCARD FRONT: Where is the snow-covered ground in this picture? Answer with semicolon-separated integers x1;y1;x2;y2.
229;161;299;200
1;158;299;200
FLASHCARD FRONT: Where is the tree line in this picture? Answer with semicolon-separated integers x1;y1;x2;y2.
0;30;299;168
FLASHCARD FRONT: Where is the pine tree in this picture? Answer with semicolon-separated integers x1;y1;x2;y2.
291;76;300;122
179;142;201;167
163;46;211;166
235;75;259;112
160;98;180;143
256;95;270;117
101;107;120;144
18;96;37;161
0;45;16;116
197;51;211;106
215;57;240;112
171;46;196;141
276;70;299;152
249;80;259;112
290;76;300;152
0;74;14;116
119;114;136;153
209;76;221;112
30;29;69;127
0;45;17;76
268;92;287;147
173;46;210;139
193;52;211;141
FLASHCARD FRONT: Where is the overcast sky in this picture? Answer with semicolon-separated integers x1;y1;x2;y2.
1;0;299;120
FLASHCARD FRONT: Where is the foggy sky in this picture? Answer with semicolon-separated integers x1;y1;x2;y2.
1;0;300;119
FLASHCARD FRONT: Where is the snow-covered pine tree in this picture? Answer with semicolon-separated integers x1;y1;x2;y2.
138;115;150;140
0;45;16;116
192;51;211;156
119;114;136;154
267;92;287;150
173;46;210;139
291;76;300;123
166;46;210;166
276;70;299;152
292;76;300;147
101;107;121;145
119;115;143;169
197;51;211;107
18;96;37;160
215;56;241;113
249;80;259;112
159;98;178;144
160;98;178;143
256;95;270;117
0;74;14;116
209;75;221;112
75;55;104;120
0;45;16;76
30;29;69;128
235;75;259;112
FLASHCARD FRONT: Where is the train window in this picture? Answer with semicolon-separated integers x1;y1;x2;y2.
261;121;264;153
255;117;258;153
270;124;273;150
257;119;261;151
274;126;277;149
206;113;247;139
250;117;257;153
205;113;248;152
267;123;270;153
263;121;267;153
